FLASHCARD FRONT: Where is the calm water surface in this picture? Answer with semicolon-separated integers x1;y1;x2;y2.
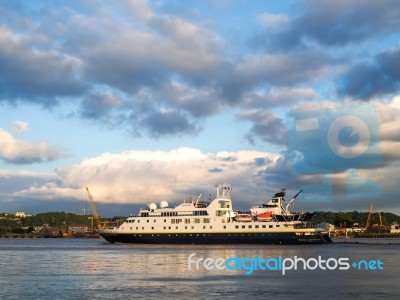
0;238;399;299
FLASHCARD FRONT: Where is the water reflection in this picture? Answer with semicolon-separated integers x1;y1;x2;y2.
0;239;399;299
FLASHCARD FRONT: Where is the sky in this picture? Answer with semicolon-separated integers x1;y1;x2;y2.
0;0;399;217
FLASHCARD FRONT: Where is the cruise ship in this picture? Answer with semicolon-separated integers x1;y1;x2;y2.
97;184;332;244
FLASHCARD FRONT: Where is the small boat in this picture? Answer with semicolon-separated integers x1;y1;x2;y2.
234;212;253;222
257;211;273;222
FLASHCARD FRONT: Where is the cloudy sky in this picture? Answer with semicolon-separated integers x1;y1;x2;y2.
0;0;399;217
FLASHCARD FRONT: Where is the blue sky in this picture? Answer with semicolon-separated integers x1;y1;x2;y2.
0;0;399;217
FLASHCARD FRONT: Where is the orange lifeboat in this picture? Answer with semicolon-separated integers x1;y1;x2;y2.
257;211;273;222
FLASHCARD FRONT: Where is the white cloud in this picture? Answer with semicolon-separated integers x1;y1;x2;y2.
13;184;83;201
13;120;29;133
0;128;63;164
16;147;279;205
392;95;400;109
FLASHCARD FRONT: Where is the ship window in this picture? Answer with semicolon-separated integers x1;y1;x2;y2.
276;225;280;227
262;225;266;228
235;225;239;229
176;226;178;229
255;225;259;228
168;227;171;229
248;225;252;229
223;226;226;229
191;226;194;229
154;220;156;223
164;227;166;230
195;219;200;223
164;219;166;222
185;226;187;229
185;219;190;224
151;227;154;230
147;220;149;223
130;227;132;230
269;225;273;228
203;226;206;229
138;220;140;223
242;225;245;229
136;227;138;230
210;226;212;229
142;227;144;230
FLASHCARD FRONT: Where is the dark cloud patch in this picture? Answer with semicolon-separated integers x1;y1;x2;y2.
242;87;317;109
79;88;207;138
217;156;237;162
259;151;297;188
238;110;287;146
340;47;400;99
80;92;123;120
254;0;400;51
64;8;225;96
208;167;223;173
0;27;85;105
378;47;400;80
254;157;270;167
81;42;170;95
0;172;59;195
155;81;224;118
218;51;332;103
138;109;199;137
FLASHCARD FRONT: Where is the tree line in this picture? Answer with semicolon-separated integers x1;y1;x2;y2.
310;211;400;228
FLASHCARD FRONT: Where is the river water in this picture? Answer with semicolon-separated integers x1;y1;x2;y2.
0;238;399;299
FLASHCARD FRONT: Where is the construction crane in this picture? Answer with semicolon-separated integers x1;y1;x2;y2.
365;203;373;230
86;187;102;230
378;210;383;226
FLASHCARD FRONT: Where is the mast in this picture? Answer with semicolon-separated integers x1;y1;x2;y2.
216;184;231;199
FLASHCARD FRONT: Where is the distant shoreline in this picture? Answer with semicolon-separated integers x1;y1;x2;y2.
0;232;101;239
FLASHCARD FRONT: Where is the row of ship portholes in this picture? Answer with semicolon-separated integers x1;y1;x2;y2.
126;224;282;230
130;233;280;237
